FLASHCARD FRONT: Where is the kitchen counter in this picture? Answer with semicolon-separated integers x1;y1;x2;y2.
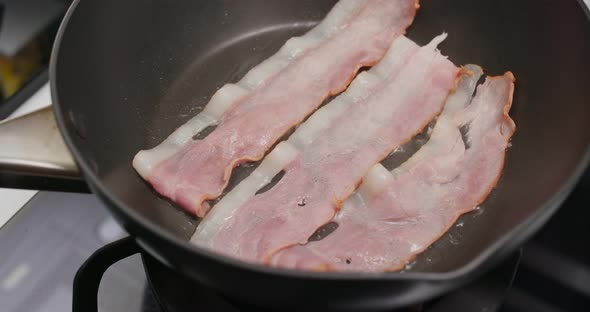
0;82;50;228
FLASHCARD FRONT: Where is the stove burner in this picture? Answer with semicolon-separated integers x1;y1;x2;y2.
142;253;243;312
141;251;520;312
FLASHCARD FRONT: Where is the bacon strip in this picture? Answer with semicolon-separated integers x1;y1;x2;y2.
193;35;461;263
272;67;516;272
133;0;368;177
193;35;420;246
133;0;419;217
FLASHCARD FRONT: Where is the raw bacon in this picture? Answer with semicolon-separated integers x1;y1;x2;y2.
193;35;420;246
133;0;419;217
272;67;516;271
193;34;461;263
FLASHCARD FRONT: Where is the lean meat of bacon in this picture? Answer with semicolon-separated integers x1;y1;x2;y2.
133;0;419;217
192;34;462;264
272;67;516;271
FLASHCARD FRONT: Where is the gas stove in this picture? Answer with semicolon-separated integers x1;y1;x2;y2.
1;1;590;311
0;171;588;311
0;191;519;312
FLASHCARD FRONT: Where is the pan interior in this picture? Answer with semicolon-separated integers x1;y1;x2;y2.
53;0;590;274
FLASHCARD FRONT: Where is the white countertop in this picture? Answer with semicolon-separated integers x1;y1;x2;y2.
0;83;51;228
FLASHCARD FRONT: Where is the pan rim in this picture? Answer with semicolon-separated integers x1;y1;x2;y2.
50;0;590;282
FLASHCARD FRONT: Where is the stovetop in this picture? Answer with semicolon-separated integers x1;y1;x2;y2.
0;169;588;311
0;1;589;309
0;192;513;312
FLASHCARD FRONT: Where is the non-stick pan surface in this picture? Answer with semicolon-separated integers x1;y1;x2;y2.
51;0;590;310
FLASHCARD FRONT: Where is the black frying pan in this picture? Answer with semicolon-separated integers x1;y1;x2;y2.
3;0;590;311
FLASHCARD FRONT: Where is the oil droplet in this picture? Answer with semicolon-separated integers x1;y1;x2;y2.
393;145;405;154
448;232;463;245
404;260;417;271
472;205;484;217
240;162;256;168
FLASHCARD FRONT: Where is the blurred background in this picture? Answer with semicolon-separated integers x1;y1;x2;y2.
0;0;70;120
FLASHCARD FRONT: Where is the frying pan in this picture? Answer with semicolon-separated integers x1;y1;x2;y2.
1;0;589;310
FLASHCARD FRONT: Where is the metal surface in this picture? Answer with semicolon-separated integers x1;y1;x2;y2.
143;247;521;312
0;192;131;312
0;190;525;312
73;237;140;312
0;106;78;177
43;0;590;309
3;179;588;311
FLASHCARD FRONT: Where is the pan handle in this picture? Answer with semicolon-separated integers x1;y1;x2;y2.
72;236;141;312
0;107;88;191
